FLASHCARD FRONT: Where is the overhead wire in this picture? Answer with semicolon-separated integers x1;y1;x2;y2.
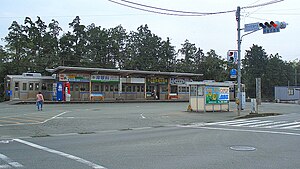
108;0;285;16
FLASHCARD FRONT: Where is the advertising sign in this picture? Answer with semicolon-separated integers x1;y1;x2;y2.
206;87;229;104
56;82;63;101
59;74;90;82
91;75;119;83
170;78;192;85
147;77;168;85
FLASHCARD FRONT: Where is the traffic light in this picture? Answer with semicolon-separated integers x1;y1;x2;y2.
259;21;287;29
259;21;287;34
227;50;237;64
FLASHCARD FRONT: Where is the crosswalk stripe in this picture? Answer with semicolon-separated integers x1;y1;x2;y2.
249;121;287;127
206;119;300;130
231;120;272;127
281;123;300;129
265;121;300;128
210;119;259;125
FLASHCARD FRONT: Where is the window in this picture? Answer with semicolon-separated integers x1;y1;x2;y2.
47;83;53;91
105;85;109;92
35;83;40;91
132;86;136;92
29;83;34;91
41;83;47;90
110;85;114;92
75;84;79;91
22;83;27;91
126;86;132;92
93;84;99;91
288;88;294;95
170;86;177;94
14;82;19;91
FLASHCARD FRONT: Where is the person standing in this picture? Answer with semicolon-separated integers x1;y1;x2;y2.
36;92;44;111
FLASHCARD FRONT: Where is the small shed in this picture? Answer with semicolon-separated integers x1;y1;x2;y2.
187;82;230;112
275;86;300;102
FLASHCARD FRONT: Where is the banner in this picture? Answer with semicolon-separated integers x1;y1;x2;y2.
59;74;90;82
91;75;119;83
206;87;229;104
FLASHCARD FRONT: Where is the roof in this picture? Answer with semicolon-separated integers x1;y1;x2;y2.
187;81;231;87
46;66;203;78
7;75;55;80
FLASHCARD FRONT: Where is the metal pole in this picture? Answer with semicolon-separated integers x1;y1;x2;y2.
236;6;242;116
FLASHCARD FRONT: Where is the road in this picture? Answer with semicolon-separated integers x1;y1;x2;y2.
0;102;299;169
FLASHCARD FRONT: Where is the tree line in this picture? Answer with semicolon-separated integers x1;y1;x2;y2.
0;16;299;101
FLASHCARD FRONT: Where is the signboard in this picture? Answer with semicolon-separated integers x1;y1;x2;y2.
147;77;168;85
59;74;90;82
230;69;237;79
206;87;229;104
56;82;63;101
170;78;192;85
263;27;280;34
244;22;260;32
91;75;119;83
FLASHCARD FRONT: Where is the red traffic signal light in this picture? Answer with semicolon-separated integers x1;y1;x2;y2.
259;21;287;29
227;50;237;64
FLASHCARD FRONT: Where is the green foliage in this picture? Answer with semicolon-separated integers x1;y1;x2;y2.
0;16;297;101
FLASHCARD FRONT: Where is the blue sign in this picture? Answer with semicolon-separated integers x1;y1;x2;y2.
230;69;237;79
230;69;237;75
263;27;280;34
6;90;12;96
244;22;260;32
56;82;63;101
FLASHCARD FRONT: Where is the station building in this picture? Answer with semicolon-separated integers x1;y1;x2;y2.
4;66;203;101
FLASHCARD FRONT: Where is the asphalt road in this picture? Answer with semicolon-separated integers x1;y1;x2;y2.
0;102;300;169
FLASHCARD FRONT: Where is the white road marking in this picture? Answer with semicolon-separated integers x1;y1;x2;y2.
249;121;287;127
140;114;146;119
0;164;11;168
265;121;300;128
0;140;14;144
231;120;272;127
281;123;300;129
209;119;259;125
0;153;23;168
14;139;107;169
187;126;300;137
0;111;68;127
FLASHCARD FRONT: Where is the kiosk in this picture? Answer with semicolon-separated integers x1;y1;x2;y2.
187;82;230;112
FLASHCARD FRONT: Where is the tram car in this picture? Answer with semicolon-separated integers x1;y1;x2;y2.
4;73;55;101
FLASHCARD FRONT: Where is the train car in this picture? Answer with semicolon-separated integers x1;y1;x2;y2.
4;73;55;101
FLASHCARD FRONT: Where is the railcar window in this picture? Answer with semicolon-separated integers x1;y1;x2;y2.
47;83;53;91
41;83;47;90
35;83;39;91
22;83;27;91
29;83;34;91
14;82;19;91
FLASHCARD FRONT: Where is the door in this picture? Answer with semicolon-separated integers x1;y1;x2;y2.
14;82;20;99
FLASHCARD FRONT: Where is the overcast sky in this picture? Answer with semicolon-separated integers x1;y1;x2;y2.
0;0;299;61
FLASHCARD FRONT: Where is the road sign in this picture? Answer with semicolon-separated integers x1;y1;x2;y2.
230;69;237;79
244;22;260;32
263;27;280;34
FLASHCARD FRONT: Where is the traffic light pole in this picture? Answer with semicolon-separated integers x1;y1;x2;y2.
236;6;242;116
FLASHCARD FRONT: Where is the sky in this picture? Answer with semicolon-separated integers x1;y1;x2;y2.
0;0;299;61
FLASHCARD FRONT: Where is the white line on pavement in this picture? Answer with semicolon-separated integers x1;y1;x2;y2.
0;164;11;168
14;139;107;169
0;153;23;168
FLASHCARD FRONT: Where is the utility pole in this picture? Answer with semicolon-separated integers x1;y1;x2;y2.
236;6;242;116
